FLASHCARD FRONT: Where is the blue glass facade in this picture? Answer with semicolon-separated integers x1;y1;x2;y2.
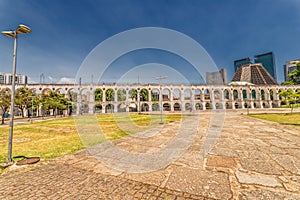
234;58;251;72
254;52;276;81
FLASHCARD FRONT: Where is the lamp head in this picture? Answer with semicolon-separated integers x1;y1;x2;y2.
16;24;31;34
2;24;31;38
1;31;16;38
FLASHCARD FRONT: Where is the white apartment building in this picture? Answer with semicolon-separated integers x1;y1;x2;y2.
0;73;27;85
284;59;300;82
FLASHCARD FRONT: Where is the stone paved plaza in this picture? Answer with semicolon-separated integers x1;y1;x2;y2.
0;110;299;199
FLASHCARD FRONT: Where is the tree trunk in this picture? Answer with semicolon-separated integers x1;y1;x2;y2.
1;117;4;125
21;109;24;118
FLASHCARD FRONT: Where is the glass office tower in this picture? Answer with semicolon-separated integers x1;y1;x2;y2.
254;52;276;81
234;58;252;72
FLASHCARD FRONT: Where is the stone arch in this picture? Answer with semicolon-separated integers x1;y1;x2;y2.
234;102;239;109
251;89;257;100
233;89;239;100
214;89;221;100
242;89;247;100
55;88;64;94
29;88;37;94
140;88;149;101
105;104;114;113
117;89;126;101
95;103;102;113
174;102;181;111
79;103;89;114
163;102;171;111
1;87;11;93
185;103;192;111
141;103;149;111
42;88;51;95
261;89;266;100
151;89;160;101
278;89;283;100
215;102;222;109
128;89;138;101
80;88;90;100
1;87;11;94
224;89;230;100
195;102;202;110
269;89;274;101
184;89;192;100
194;89;201;100
67;88;78;102
253;102;258;108
205;102;211;109
129;102;137;112
244;102;250;108
152;102;159;111
106;88;115;101
225;102;232;109
204;89;210;100
172;89;181;100
80;88;90;113
162;88;171;101
117;103;126;112
94;88;103;102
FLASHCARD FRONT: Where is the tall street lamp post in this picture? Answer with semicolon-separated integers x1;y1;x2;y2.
155;76;167;124
2;24;31;163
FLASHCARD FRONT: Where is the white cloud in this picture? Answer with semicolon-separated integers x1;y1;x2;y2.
57;77;75;84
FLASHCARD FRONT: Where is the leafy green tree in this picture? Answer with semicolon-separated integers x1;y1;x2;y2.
26;95;40;117
283;62;300;85
0;89;11;124
117;89;126;101
130;89;137;101
140;89;148;101
94;88;103;102
279;89;300;113
106;88;114;101
15;87;36;117
41;92;71;117
68;91;77;103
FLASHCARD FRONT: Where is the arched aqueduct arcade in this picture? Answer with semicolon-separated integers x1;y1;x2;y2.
1;84;300;115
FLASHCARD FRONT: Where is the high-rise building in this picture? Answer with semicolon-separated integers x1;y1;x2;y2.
234;52;277;81
231;63;277;85
206;68;227;85
254;52;276;81
0;73;27;85
284;59;300;82
234;58;251;72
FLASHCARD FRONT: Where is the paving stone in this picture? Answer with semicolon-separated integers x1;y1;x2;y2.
238;189;300;200
209;147;238;157
206;155;237;168
268;139;299;148
165;166;232;199
239;159;281;175
269;154;300;175
235;171;281;187
1;110;300;199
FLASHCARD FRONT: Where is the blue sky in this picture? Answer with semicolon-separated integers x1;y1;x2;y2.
0;0;299;84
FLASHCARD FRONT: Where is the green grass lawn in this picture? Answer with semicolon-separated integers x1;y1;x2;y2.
248;113;300;126
0;113;183;173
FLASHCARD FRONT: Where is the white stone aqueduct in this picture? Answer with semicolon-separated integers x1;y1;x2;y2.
1;84;300;115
